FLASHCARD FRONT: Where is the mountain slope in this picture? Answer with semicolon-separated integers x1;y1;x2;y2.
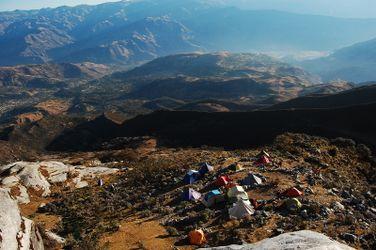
108;52;320;102
301;38;376;82
1;0;376;65
0;62;111;87
47;102;376;151
267;84;376;110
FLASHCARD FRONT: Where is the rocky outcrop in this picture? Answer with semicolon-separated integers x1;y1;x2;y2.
0;161;119;199
0;160;119;249
199;230;354;250
0;189;44;250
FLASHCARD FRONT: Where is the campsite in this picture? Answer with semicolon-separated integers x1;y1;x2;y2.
4;133;371;249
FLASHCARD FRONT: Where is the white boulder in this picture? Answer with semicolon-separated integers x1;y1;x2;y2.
199;230;354;250
0;188;44;250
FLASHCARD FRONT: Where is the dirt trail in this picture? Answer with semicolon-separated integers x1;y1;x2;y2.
100;218;180;250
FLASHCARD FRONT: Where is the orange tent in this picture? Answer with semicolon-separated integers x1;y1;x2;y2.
189;229;206;245
283;187;303;197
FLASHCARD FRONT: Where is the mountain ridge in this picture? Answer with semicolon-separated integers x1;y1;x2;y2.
1;0;376;65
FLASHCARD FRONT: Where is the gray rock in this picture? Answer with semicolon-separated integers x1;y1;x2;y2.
199;230;354;249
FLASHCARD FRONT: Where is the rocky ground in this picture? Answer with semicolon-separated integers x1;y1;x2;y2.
0;133;375;249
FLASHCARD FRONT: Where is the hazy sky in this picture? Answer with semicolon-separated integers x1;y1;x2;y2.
0;0;376;18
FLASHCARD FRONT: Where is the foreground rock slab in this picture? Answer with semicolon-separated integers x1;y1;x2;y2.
199;230;354;250
0;189;44;250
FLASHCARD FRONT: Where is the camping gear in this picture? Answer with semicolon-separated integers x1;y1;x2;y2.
242;173;262;186
283;187;303;197
255;155;271;166
216;175;231;187
228;163;243;172
189;229;206;245
203;189;225;207
183;170;200;184
228;200;255;219
98;179;103;187
257;150;270;158
183;188;202;201
284;198;302;212
199;162;214;175
227;186;249;202
224;182;237;189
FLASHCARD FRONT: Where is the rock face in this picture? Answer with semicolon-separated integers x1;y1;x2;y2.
0;189;44;250
0;161;119;199
199;230;354;250
0;160;119;249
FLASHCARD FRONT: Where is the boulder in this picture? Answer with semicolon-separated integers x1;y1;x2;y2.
0;162;51;196
0;161;120;199
199;230;354;250
0;188;44;250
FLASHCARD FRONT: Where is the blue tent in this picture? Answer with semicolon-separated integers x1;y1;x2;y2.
205;189;221;200
183;170;200;184
203;189;224;207
199;162;214;175
183;188;202;201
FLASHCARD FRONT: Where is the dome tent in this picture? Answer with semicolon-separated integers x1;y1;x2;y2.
189;229;206;245
228;200;255;219
199;162;214;175
283;187;303;198
203;189;225;207
227;185;249;202
183;170;200;184
183;188;202;201
242;173;262;186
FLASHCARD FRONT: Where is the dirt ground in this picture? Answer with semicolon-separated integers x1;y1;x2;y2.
99;217;181;250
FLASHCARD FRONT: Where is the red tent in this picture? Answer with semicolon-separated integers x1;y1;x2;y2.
283;187;303;197
216;175;231;187
255;155;271;166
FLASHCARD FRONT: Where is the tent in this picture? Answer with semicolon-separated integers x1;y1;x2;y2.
284;198;302;212
242;173;263;186
199;162;214;175
257;150;270;158
203;189;224;207
183;170;200;184
183;188;202;201
255;155;271;166
189;229;206;245
227;186;249;202
228;200;255;219
283;187;303;198
224;182;237;189
216;175;231;187
228;163;243;172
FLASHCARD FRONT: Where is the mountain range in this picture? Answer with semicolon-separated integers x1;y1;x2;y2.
1;0;376;66
301;38;376;83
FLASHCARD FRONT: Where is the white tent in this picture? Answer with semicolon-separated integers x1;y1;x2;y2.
227;186;249;201
228;200;255;219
